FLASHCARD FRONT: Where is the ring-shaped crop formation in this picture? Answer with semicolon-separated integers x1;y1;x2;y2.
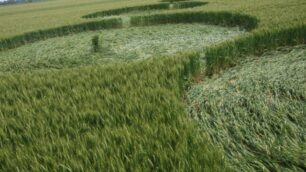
0;11;258;52
1;2;306;172
82;1;208;18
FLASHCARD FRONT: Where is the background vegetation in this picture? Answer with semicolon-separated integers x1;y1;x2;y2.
0;0;47;6
82;1;207;18
0;0;305;39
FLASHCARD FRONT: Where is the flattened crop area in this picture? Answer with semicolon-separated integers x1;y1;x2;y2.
0;24;243;72
187;46;306;171
104;24;242;59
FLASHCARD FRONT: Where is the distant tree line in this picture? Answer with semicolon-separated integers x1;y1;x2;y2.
0;0;39;5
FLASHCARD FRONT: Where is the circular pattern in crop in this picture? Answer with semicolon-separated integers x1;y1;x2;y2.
0;24;243;72
82;1;208;18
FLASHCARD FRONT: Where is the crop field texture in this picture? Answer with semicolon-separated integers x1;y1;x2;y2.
0;24;242;72
0;0;305;171
82;1;208;18
0;53;232;171
187;46;306;171
0;0;305;39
